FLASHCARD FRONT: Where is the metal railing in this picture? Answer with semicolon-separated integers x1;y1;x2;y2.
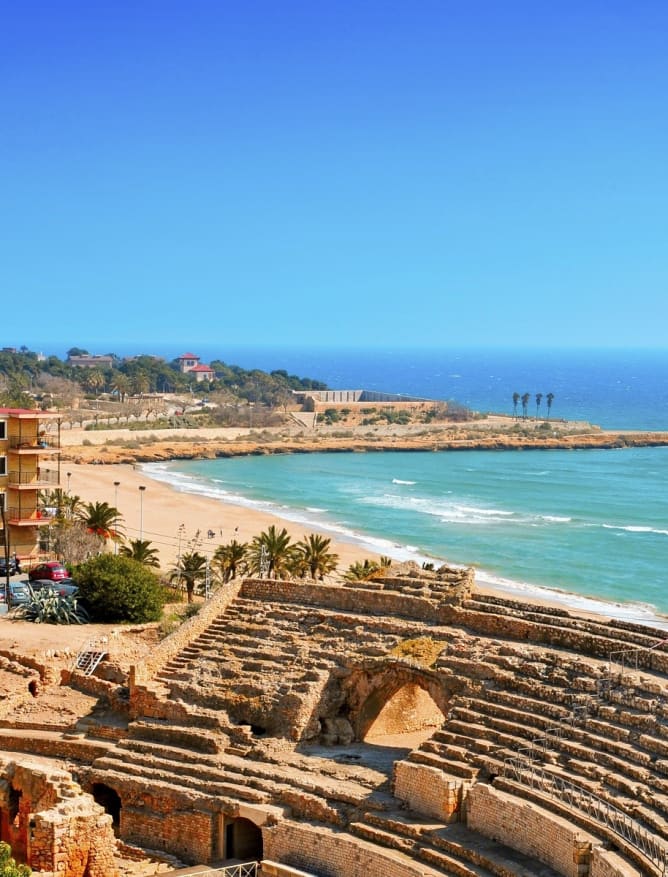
6;507;55;524
189;864;258;877
8;469;60;487
503;756;668;873
8;437;60;450
609;637;668;681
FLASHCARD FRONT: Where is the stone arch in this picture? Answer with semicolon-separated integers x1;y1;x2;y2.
224;816;263;861
91;783;121;833
344;663;450;742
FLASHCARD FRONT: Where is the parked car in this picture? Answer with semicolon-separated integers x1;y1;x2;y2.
29;578;79;598
1;582;31;607
28;562;69;582
0;556;17;576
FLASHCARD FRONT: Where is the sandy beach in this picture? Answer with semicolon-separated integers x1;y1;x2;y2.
67;462;373;573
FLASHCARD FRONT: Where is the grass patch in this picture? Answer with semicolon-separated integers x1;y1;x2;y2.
391;637;444;667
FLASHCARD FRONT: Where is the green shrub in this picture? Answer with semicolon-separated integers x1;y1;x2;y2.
73;554;165;622
0;842;31;876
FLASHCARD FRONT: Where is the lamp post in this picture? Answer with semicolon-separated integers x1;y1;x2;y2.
113;481;120;554
66;472;72;494
138;486;146;541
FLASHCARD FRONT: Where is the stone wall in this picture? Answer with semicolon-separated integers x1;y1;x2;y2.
393;761;464;822
121;800;214;864
130;580;242;687
263;820;436;877
467;783;596;877
0;756;118;877
590;847;637;877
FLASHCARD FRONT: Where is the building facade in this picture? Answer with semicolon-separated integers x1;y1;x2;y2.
0;408;61;562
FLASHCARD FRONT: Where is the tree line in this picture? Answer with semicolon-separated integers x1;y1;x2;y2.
512;392;554;420
0;347;327;409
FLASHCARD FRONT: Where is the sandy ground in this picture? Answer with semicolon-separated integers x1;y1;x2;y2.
66;461;373;571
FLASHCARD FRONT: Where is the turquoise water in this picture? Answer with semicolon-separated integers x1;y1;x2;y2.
146;445;668;625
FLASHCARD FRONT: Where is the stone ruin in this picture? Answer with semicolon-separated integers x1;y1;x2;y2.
2;565;668;876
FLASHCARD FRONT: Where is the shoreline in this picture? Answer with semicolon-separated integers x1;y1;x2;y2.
65;453;668;633
57;417;668;466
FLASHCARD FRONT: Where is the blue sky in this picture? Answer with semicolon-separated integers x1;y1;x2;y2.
2;1;667;355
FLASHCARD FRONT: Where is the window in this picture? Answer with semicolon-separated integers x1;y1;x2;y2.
0;456;6;476
0;421;6;440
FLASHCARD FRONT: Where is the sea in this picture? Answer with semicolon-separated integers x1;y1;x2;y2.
140;347;668;628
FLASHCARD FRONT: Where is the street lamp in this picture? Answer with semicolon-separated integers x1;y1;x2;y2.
66;472;72;494
113;481;120;554
138;486;146;541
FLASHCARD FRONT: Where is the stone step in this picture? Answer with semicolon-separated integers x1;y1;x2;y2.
94;754;269;804
363;811;563;877
408;750;478;780
349;821;484;877
127;720;226;753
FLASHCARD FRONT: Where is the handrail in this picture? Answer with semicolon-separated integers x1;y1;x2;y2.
189;864;258;877
503;757;667;873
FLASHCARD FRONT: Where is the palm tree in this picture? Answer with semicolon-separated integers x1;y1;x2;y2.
77;501;123;542
120;538;160;567
294;533;339;581
83;369;105;398
535;392;543;420
112;374;131;403
213;539;248;583
521;393;530;419
344;558;382;582
546;392;555;419
170;550;208;602
248;525;293;579
61;492;84;520
132;372;150;396
512;392;520;419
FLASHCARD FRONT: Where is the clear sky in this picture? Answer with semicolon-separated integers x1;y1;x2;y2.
2;1;667;354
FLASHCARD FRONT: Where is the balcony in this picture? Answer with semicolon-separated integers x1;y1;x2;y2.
6;507;56;526
8;469;60;489
8;437;60;453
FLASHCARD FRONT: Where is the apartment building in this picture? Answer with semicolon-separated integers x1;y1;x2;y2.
0;407;61;561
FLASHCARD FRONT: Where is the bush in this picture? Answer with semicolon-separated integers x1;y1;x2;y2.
73;554;165;622
0;842;30;876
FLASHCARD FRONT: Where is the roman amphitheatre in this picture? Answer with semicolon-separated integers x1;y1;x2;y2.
2;559;668;877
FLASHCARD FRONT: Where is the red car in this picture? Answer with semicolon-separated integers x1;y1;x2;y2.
28;561;69;582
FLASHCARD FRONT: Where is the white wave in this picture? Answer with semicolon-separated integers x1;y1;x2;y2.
306;507;327;513
365;493;517;526
140;463;668;630
474;568;668;630
540;515;571;523
392;478;416;485
602;523;668;536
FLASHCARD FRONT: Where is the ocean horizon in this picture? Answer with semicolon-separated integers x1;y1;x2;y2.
138;345;668;630
74;344;668;431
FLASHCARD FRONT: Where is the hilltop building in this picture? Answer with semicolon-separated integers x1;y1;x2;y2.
67;354;116;369
177;353;216;382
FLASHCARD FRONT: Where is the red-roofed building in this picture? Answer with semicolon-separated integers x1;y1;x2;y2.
0;408;61;565
189;364;216;382
177;353;215;382
177;353;200;373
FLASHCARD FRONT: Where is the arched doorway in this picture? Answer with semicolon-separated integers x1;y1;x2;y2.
91;783;122;833
224;817;263;861
363;681;444;748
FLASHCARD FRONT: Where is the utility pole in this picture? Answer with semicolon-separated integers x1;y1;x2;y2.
1;495;10;607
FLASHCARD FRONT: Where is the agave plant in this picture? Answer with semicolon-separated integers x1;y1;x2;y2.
15;591;90;625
